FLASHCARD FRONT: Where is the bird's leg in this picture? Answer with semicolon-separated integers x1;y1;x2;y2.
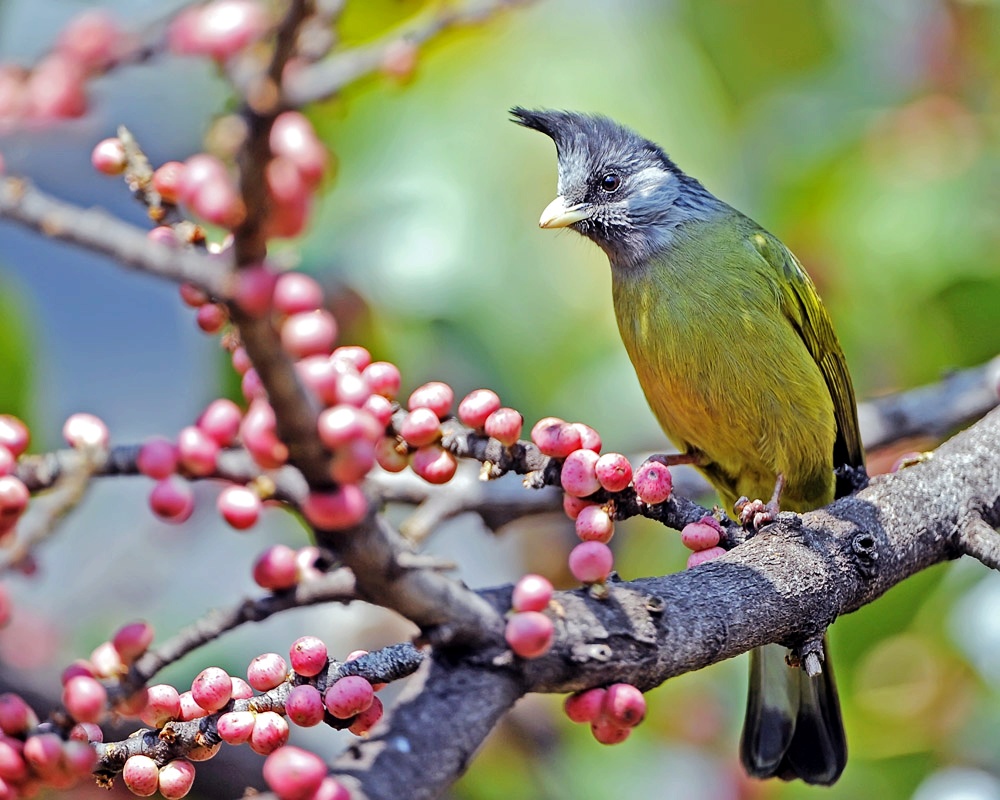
656;451;706;468
735;473;786;529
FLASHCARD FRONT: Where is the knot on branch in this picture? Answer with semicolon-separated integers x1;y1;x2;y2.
850;531;879;579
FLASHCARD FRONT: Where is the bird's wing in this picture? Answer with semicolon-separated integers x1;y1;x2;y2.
750;231;866;482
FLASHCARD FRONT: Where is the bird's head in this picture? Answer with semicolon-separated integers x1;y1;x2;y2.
511;107;717;268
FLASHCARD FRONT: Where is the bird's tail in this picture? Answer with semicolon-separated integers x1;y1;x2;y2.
739;639;846;785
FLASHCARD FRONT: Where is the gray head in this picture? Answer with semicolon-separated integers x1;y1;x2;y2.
511;108;720;268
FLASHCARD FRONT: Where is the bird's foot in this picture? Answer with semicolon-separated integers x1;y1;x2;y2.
735;474;786;530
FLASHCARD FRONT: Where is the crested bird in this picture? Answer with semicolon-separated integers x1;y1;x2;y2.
511;107;866;785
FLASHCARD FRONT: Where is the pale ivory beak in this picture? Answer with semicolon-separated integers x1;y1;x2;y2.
538;196;593;228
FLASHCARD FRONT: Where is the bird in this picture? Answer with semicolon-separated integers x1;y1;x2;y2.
511;107;866;785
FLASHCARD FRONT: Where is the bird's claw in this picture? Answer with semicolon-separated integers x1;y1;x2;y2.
735;496;778;530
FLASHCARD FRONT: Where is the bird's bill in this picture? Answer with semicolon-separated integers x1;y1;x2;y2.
538;196;593;228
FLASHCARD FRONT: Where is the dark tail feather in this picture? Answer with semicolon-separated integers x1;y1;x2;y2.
740;639;847;785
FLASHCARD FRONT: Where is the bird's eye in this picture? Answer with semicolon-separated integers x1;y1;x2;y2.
599;172;621;193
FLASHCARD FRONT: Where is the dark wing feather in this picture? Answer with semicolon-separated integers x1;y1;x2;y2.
750;232;865;493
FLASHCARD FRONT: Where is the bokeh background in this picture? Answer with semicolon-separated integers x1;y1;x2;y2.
1;0;1000;798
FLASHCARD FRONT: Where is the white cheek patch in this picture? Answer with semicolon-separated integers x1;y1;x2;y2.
630;165;674;198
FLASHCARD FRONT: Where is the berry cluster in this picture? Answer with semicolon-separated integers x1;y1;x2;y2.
563;684;647;745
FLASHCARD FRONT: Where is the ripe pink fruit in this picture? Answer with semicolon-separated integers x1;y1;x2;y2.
0;694;36;735
122;754;159;797
483;407;522;447
231;676;254;700
158;758;196;800
285;684;325;728
149;477;194;523
90;641;125;678
362;362;401;400
140;684;182;728
64;738;98;777
399;407;440;448
263;746;327;800
334;369;371;408
381;39;419;82
281;310;337;358
252;545;298;591
69;721;103;744
196;303;228;333
568;541;614;584
273;272;324;315
296;355;340;405
347;695;384;736
410;445;457;484
198;399;242;446
23;732;62;778
590;718;631;745
375;436;408;472
241;399;289;469
62;412;109;449
531;417;581;458
0;737;27;783
407;381;453;418
249;711;289;755
329;438;376;484
137;437;178;479
575;504;615;543
289;636;327;677
680;518;722;552
312;777;352;800
57;9;120;72
595;452;632;492
179;282;209;308
633;458;673;504
561;494;593;521
0;476;28;524
113;621;154;664
0;417;27;457
170;0;270;61
564;688;606;724
62;675;106;723
333;346;372;371
572;423;602;453
270;112;328;188
324;675;374;719
504;611;554;659
177;425;219;476
231;265;276;317
457;389;501;430
511;574;553;613
217;710;256;744
559;449;601;498
317;405;369;449
0;446;13;477
603;683;646;728
177;691;206;720
363;394;394;427
302;485;367;530
217;485;261;530
27;55;86;120
686;546;727;569
153;161;184;204
91;137;126;175
247;653;287;692
191;666;232;713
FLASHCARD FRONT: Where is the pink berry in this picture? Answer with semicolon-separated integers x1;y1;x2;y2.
91;137;126;175
61;675;106;723
24;732;62;778
231;676;254;700
270;112;328;188
217;485;261;530
363;393;394;427
375;437;408;472
564;688;606;724
334;369;371;408
0;694;36;735
0;477;28;523
158;758;196;800
511;574;553;613
140;684;182;728
90;641;125;678
686;547;727;569
330;438;377;484
633;458;673;505
177;425;219;476
178;691;206;721
149;477;194;523
249;711;290;755
575;504;615;543
362;362;401;399
113;621;154;664
381;39;419;81
27;55;86;120
568;541;614;584
177;152;227;200
148;225;178;247
332;346;372;371
281;310;337;358
253;545;298;591
603;683;646;728
179;282;209;308
57;9;120;72
483;407;523;447
242;368;265;401
317;405;367;449
324;675;374;719
0;738;26;783
231;346;252;375
680;520;722;552
62;412;109;449
457;389;501;430
0;418;26;457
122;754;159;797
191;666;232;713
170;1;269;62
289;636;327;678
64;738;98;777
407;381;453;418
196;303;228;333
302;485;367;530
560;448;601;498
504;611;554;659
572;423;602;453
399;407;440;448
312;777;352;800
347;694;383;736
198;399;242;446
0;447;13;477
285;684;325;728
530;417;581;458
216;710;256;744
187;740;221;762
69;721;103;743
272;272;323;316
247;653;287;692
241;399;289;469
263;746;327;800
234;264;276;317
409;445;457;484
137;437;178;479
595;452;632;493
590;718;631;745
561;494;593;521
153;161;184;204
